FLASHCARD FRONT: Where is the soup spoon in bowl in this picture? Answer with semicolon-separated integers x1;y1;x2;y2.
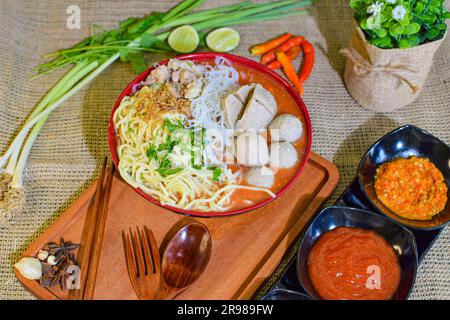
159;222;212;299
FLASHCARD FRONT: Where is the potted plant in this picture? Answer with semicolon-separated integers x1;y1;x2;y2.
342;0;449;112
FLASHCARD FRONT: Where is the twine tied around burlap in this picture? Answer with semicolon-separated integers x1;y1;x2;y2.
342;27;446;112
340;48;419;93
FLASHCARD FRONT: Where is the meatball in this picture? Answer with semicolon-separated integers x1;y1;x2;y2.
270;142;298;168
269;114;303;143
236;131;269;166
246;166;274;188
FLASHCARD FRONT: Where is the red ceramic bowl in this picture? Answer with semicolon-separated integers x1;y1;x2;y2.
108;52;312;217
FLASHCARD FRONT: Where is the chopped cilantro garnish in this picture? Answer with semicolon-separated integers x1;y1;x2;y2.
157;167;183;177
212;167;223;181
157;138;177;152
146;145;157;160
158;156;171;169
165;118;184;133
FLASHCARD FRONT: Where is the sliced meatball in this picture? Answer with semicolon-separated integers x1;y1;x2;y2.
236;131;269;166
246;166;274;188
221;84;256;129
236;84;278;130
222;94;243;128
270;142;298;168
269;114;303;143
234;84;255;103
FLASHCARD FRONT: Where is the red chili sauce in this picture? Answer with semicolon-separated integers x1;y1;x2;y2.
307;227;401;300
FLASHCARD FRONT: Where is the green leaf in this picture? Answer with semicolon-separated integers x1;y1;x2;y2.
399;38;412;48
429;0;442;14
154;40;172;52
427;27;441;40
349;0;360;9
389;23;404;36
404;22;420;35
128;52;148;74
414;2;425;15
407;35;421;47
399;17;410;27
360;18;368;30
370;36;392;48
437;22;447;30
119;17;137;29
118;48;129;62
140;33;158;48
367;15;381;30
127;15;157;34
420;13;437;24
374;28;387;37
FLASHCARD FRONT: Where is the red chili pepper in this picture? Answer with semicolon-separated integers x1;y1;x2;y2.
267;46;301;70
276;51;304;95
260;36;304;65
298;40;315;83
250;33;292;55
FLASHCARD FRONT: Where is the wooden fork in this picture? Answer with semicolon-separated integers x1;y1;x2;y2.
122;226;160;300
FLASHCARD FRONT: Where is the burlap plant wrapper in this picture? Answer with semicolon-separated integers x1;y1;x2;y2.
343;27;446;112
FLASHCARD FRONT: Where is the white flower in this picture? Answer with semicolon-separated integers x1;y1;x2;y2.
392;5;407;20
367;1;383;16
385;0;396;4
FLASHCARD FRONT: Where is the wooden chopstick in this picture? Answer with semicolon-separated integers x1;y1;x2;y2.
68;157;115;300
83;162;115;299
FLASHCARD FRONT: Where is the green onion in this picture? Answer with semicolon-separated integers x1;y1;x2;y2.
157;167;184;177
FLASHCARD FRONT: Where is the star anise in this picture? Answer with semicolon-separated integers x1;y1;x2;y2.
42;237;80;265
38;238;80;290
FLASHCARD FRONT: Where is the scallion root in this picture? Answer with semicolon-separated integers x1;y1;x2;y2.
0;173;12;202
0;173;25;228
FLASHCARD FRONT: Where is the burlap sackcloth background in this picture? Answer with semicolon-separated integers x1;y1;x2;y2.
0;0;448;300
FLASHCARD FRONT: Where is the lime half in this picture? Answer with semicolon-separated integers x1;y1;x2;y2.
168;25;199;53
206;28;240;52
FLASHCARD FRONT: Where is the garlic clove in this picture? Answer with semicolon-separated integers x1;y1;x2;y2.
47;255;57;266
14;257;42;280
37;250;49;261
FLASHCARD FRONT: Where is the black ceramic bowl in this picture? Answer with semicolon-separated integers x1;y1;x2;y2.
262;289;312;300
297;206;418;300
358;125;450;230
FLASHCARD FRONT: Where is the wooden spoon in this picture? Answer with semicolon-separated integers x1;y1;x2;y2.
159;222;212;299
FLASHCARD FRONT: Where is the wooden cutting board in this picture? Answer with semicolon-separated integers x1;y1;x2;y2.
15;152;338;300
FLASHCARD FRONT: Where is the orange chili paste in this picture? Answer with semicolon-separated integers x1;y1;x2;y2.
307;227;401;300
375;156;447;220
